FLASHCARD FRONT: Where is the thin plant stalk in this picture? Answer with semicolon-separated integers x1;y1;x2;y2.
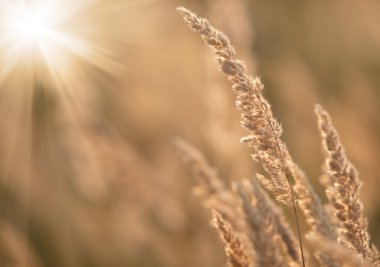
177;7;306;267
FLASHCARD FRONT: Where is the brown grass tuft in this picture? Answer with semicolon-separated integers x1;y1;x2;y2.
211;209;250;267
176;5;380;267
316;104;380;265
307;234;371;267
177;6;308;266
177;6;292;206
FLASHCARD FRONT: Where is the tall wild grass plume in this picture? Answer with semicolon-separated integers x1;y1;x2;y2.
176;6;380;267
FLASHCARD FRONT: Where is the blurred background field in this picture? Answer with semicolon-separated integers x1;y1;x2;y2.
1;0;380;266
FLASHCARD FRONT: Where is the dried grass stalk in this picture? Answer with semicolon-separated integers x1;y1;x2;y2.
234;181;284;267
212;210;250;267
174;138;239;225
307;234;371;267
177;7;307;266
292;165;338;267
176;6;380;267
175;139;253;264
177;6;292;206
206;0;256;72
202;0;256;159
315;104;380;265
255;175;301;263
293;165;335;238
234;179;300;267
174;138;226;196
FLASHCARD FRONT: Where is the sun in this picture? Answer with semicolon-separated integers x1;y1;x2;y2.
0;0;131;150
2;2;61;55
1;1;76;85
12;7;52;44
0;0;123;85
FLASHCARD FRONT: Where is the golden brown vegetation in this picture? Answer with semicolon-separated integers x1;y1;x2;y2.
176;6;380;267
1;1;380;267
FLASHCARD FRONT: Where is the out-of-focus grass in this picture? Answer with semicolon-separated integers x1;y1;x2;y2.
0;0;379;266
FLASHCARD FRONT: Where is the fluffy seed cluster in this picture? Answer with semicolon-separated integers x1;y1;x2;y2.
308;234;372;267
293;165;338;267
177;6;292;206
174;138;238;224
234;180;286;267
316;105;380;265
176;6;380;267
212;210;250;267
236;178;300;265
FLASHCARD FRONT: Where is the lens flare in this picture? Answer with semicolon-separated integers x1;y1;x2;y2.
2;2;61;64
0;0;132;169
0;0;123;86
9;6;53;45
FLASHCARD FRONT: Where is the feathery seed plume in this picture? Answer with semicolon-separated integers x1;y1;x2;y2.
234;179;296;267
307;234;371;267
212;210;251;267
254;175;301;263
315;104;380;265
177;7;307;266
292;164;338;267
177;6;292;206
174;138;239;225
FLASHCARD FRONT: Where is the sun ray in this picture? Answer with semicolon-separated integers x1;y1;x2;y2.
0;0;142;198
0;0;125;86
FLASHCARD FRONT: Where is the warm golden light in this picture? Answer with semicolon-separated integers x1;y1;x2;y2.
0;0;122;86
12;8;51;43
3;3;61;53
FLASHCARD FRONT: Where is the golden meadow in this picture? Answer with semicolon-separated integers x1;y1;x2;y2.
0;1;380;266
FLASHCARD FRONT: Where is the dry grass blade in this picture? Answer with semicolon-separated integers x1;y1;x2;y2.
175;136;301;265
173;138;238;223
255;175;301;263
173;138;225;197
206;0;256;72
177;7;306;266
292;165;338;267
211;210;250;267
234;180;286;267
177;6;291;206
293;165;335;238
174;139;251;265
315;104;380;265
307;234;371;267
